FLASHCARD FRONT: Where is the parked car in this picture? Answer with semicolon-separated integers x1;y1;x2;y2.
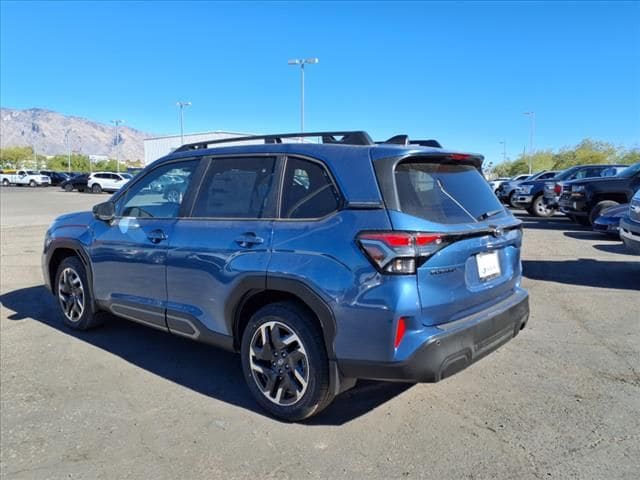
87;172;131;193
488;177;510;194
620;189;640;254
42;130;529;421
495;174;531;205
513;170;560;217
543;164;628;211
60;173;89;192
592;203;629;238
1;169;51;187
497;171;557;208
559;163;640;225
40;170;71;186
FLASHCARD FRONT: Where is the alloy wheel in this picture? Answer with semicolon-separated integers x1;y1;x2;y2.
248;321;309;406
57;267;85;322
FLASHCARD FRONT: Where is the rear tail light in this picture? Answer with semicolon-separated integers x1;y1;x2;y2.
357;231;448;274
554;184;562;194
394;317;407;349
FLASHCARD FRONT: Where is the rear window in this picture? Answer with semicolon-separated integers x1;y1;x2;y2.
395;161;505;224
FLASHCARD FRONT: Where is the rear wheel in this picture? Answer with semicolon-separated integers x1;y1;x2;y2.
589;200;619;226
240;302;333;421
2;179;9;186
55;256;103;330
64;183;73;192
29;180;37;187
91;183;102;194
531;195;556;217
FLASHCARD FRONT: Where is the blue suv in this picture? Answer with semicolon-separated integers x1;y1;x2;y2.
42;131;529;421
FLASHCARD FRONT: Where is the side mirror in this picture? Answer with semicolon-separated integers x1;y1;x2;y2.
93;201;115;222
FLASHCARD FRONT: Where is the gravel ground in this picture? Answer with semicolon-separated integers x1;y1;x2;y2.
1;186;639;480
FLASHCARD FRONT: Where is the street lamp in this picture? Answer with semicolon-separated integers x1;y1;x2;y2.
176;101;192;145
64;129;73;173
499;140;507;163
523;112;536;174
288;58;319;133
111;119;125;173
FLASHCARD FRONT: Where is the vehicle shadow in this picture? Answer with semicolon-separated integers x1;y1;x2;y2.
563;231;612;241
522;259;640;290
593;243;638;256
514;213;589;232
0;285;410;425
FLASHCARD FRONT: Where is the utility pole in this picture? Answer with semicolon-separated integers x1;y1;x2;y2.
499;140;507;163
523;112;536;174
111;120;125;173
177;101;192;145
64;129;72;173
288;58;319;133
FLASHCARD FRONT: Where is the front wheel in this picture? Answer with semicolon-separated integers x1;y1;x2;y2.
241;302;334;421
508;191;519;208
29;180;37;187
2;179;9;186
64;183;73;192
55;256;103;330
91;184;102;194
531;195;556;217
589;200;619;226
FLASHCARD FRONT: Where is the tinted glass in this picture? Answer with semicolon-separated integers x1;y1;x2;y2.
616;163;640;178
395;161;505;224
120;160;198;218
192;157;276;218
281;158;340;219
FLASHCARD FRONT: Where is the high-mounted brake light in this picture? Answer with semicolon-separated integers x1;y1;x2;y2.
448;153;471;161
357;231;448;274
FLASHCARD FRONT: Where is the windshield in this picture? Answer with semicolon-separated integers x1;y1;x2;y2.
395;161;506;224
26;170;38;175
616;163;640;178
121;173;133;179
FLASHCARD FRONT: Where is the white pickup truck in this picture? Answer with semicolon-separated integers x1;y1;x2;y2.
0;170;51;187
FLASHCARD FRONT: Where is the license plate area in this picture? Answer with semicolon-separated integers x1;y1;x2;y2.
476;251;501;281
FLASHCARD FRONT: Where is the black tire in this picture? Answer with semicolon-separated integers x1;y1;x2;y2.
2;179;9;186
531;195;556;217
240;302;334;421
54;256;103;330
525;207;535;216
29;180;37;187
589;200;619;226
91;184;102;194
64;183;73;192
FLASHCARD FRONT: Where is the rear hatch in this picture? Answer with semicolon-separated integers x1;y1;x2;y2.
375;155;522;326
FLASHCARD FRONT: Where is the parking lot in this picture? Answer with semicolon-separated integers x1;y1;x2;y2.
1;186;639;479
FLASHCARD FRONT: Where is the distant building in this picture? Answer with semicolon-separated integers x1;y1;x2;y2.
143;131;257;166
89;154;110;162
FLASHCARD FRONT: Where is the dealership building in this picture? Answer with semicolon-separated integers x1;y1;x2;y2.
143;131;258;165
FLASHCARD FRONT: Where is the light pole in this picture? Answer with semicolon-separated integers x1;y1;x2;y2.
177;101;192;145
499;140;507;163
64;129;73;173
111;120;125;173
288;58;319;133
523;112;536;174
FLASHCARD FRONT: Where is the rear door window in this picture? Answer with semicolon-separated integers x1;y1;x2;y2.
191;157;277;218
395;161;504;224
281;158;340;219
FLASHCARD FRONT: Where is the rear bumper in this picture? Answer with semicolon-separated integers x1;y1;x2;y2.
339;288;529;382
559;197;588;216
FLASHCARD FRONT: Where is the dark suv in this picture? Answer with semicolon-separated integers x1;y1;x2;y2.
559;163;640;225
42;131;529;421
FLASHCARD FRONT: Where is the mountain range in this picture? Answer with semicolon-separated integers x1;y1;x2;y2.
0;107;154;161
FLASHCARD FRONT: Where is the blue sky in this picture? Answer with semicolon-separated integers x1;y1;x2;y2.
1;1;639;164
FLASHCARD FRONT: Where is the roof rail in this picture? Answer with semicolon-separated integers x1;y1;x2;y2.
173;131;374;152
376;135;443;148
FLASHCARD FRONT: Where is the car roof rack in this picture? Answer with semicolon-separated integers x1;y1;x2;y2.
173;131;375;152
376;135;442;148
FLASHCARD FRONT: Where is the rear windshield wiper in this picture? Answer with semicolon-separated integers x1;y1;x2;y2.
476;208;504;221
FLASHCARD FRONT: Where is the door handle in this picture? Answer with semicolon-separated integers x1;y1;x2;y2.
147;229;168;244
235;233;264;248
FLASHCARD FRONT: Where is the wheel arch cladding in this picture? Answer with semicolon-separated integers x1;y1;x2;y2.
232;279;337;359
47;241;96;310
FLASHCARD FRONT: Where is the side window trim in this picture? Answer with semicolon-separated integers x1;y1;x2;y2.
278;155;343;221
